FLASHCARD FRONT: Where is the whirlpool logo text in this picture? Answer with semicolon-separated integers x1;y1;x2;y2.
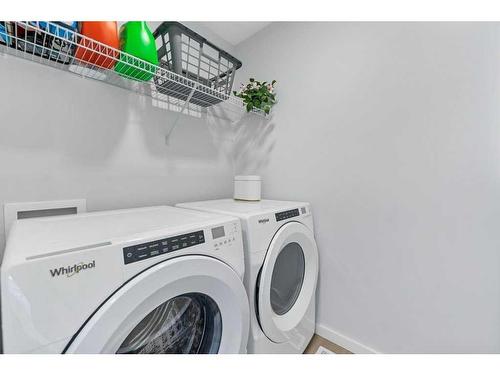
49;260;96;278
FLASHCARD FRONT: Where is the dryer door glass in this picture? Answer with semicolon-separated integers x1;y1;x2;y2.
116;293;222;354
270;242;305;315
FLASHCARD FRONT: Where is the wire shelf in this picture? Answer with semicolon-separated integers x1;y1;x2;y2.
0;21;263;117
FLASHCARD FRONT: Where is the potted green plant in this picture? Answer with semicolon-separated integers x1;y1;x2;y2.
234;78;277;115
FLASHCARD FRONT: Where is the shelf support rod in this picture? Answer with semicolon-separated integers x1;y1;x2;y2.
165;83;199;144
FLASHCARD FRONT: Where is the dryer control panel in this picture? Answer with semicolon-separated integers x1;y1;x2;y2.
123;230;205;264
275;208;300;222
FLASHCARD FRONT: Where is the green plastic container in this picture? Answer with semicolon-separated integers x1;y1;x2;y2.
115;22;158;81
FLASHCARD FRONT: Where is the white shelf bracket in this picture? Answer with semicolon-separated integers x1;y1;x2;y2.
165;83;199;144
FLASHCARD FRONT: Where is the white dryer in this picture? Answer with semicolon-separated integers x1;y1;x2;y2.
1;206;249;354
176;199;319;354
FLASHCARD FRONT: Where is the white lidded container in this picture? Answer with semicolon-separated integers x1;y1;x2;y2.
234;175;261;201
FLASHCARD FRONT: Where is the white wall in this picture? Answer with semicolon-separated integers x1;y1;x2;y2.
235;22;500;353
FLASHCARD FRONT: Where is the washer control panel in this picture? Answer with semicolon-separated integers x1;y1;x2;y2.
123;230;205;264
275;208;300;222
212;221;239;251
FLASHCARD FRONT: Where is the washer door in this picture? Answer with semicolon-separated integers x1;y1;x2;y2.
257;222;319;343
65;255;249;354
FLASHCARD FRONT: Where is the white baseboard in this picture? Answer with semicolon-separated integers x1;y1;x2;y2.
315;323;380;354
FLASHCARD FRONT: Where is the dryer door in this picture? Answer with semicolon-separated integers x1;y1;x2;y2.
65;255;249;354
257;222;319;343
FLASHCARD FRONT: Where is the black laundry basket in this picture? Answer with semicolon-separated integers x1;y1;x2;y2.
153;22;242;107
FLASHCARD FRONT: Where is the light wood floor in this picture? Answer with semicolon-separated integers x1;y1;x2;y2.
304;334;352;354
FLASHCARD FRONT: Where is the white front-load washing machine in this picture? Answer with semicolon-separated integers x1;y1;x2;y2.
176;199;319;354
1;206;249;354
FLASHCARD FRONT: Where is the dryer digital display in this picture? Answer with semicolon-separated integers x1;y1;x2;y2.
123;230;205;264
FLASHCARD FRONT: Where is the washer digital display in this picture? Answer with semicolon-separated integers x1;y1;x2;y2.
211;226;225;239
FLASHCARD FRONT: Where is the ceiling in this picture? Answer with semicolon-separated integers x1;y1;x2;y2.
197;22;271;47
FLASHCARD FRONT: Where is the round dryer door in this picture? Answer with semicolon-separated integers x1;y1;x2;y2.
64;255;249;354
257;222;319;343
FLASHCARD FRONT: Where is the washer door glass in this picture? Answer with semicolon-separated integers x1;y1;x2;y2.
270;242;305;315
117;293;222;354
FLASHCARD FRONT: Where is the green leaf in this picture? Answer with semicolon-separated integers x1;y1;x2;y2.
240;77;276;112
